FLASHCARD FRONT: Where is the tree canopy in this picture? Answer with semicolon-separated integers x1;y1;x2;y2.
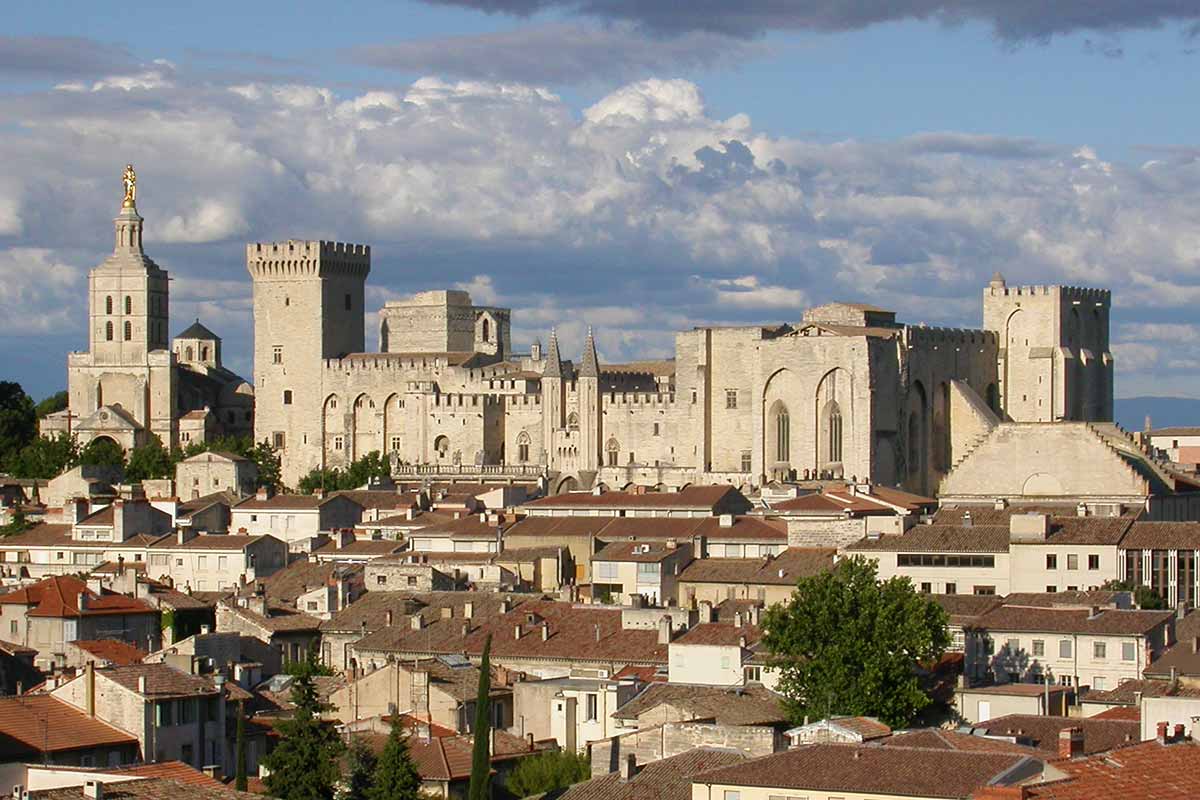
365;720;420;800
762;556;950;728
6;432;80;479
78;437;126;470
263;648;345;800
505;750;589;798
297;451;390;495
125;435;174;483
0;382;37;470
1101;579;1166;610
34;391;68;419
342;739;379;800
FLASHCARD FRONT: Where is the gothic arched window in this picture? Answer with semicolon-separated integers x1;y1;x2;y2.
825;402;843;463
776;407;790;463
517;431;531;463
482;318;490;342
606;437;620;467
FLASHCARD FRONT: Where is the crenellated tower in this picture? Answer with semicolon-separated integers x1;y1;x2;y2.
247;240;370;484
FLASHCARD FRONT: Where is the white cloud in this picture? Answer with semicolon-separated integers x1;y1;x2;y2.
0;248;83;335
3;70;1200;395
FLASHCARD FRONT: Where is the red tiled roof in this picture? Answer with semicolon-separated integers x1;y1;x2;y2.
679;548;835;586
115;762;227;787
98;663;221;698
523;485;747;511
975;606;1174;636
0;695;137;757
1091;706;1141;722
881;728;1041;756
694;742;1029;797
554;747;747;800
0;575;156;618
1027;739;1200;799
973;714;1140;756
673;622;760;648
71;639;146;665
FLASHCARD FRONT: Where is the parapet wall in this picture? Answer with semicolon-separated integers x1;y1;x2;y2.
247;239;371;279
985;283;1111;305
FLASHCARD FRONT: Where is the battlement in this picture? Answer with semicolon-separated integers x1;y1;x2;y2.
904;326;997;347
985;283;1111;304
321;352;476;373
602;391;677;408
246;239;371;279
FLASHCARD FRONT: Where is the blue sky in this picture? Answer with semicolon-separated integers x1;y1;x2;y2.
4;1;1200;401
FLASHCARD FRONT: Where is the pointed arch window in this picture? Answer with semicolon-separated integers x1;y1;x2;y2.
482;318;490;342
776;408;790;463
606;437;620;467
827;403;843;463
517;431;531;463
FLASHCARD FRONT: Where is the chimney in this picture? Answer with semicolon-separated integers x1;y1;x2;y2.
441;607;453;620
1193;636;1200;655
1057;727;1084;759
256;486;269;501
734;612;743;627
83;781;104;800
541;623;550;641
619;753;636;782
499;599;509;614
514;624;522;640
1076;502;1088;517
85;661;96;717
594;624;601;642
1158;721;1170;744
200;624;210;636
78;592;88;611
699;601;713;624
464;602;473;619
137;675;147;694
719;513;734;528
406;506;416;521
202;766;223;781
993;498;1007;511
410;615;424;630
12;784;25;800
658;615;672;644
1175;723;1186;741
962;510;973;528
385;610;394;627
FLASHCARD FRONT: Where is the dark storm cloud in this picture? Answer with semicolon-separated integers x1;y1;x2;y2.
0;36;139;78
420;0;1200;41
352;23;765;84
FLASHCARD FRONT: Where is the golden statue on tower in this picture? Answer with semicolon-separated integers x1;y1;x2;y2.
122;164;137;208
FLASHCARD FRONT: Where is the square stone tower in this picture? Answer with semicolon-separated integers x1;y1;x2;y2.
247;240;370;479
983;273;1112;422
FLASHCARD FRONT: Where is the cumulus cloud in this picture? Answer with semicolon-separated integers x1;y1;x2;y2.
419;0;1200;43
3;67;1200;395
0;249;83;335
353;22;766;85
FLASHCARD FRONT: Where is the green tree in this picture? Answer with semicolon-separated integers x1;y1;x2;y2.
467;635;493;800
125;435;173;482
263;648;345;800
365;720;420;800
296;451;390;495
235;701;249;792
8;433;80;479
762;556;950;728
79;437;126;470
342;739;379;800
0;382;37;470
1;507;31;537
1100;579;1167;610
505;749;589;798
34;391;68;419
251;440;284;490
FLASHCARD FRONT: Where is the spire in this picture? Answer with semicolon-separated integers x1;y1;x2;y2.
579;327;600;378
543;329;563;378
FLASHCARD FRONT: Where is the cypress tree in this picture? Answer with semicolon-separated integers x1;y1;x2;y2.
235;701;248;792
467;635;493;800
263;648;345;800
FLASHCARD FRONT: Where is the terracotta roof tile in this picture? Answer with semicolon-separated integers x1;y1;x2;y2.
71;639;146;666
554;747;747;800
0;576;156;618
0;695;137;758
693;742;1029;797
846;525;1012;553
98;663;221;698
679;548;835;586
1027;739;1200;799
30;777;258;800
973;714;1140;756
523;485;748;512
880;728;1041;755
975;606;1174;636
613;683;786;726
